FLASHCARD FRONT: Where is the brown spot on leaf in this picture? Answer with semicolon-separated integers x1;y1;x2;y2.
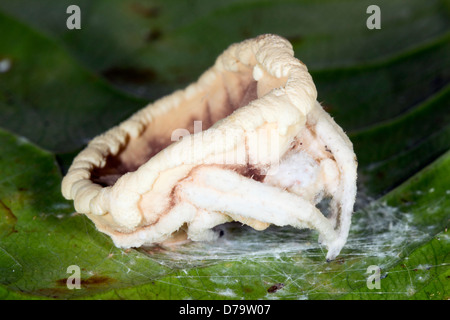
55;275;116;288
146;29;162;42
0;199;18;236
243;287;252;293
267;283;284;293
102;67;157;84
130;3;160;18
82;275;115;286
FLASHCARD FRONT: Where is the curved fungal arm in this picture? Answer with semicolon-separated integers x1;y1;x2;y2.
309;102;358;259
177;166;342;260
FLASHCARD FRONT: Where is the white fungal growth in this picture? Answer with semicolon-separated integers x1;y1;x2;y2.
266;151;319;190
61;34;357;261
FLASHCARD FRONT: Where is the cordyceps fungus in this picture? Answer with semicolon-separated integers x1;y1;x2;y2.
61;34;357;261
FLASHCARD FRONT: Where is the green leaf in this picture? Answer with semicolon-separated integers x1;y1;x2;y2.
0;128;173;299
0;0;449;300
314;35;450;131
1;0;449;101
0;11;147;153
352;86;450;195
341;231;449;300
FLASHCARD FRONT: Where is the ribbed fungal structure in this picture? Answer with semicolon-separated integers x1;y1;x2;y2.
62;34;357;260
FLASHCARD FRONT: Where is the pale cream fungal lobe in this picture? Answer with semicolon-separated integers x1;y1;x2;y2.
61;34;357;260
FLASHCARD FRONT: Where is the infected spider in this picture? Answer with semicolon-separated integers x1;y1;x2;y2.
62;34;357;261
